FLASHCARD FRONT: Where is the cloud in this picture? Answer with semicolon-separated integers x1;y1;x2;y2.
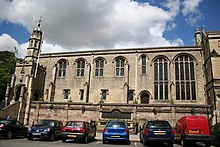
181;0;204;26
0;33;26;58
0;0;203;53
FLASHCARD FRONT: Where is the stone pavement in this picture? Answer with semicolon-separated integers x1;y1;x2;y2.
95;132;140;142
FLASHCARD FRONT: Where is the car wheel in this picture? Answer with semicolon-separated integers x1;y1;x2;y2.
27;137;33;141
140;138;143;144
49;133;55;141
91;136;95;142
84;135;88;143
181;137;187;146
126;140;130;145
103;139;107;144
62;138;66;143
168;141;173;147
143;139;148;146
5;131;13;139
205;142;211;147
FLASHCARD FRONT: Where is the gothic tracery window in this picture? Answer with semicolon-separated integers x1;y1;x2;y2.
115;58;125;76
95;59;104;77
154;57;168;100
58;60;67;78
141;55;146;74
175;55;196;100
77;60;85;77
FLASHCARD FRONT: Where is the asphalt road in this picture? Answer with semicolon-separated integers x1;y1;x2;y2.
0;138;210;147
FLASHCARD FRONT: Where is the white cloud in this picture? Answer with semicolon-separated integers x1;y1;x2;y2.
0;33;26;58
0;0;203;53
181;0;204;26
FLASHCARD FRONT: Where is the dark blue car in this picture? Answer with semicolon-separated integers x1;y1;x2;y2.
27;119;63;141
140;120;174;146
102;120;130;144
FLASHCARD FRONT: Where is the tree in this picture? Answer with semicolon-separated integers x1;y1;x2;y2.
0;51;17;107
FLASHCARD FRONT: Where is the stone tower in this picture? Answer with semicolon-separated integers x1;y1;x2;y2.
4;20;46;124
201;28;220;124
26;20;43;63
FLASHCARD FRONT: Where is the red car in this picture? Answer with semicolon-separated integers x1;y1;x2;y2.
174;115;211;146
61;121;96;143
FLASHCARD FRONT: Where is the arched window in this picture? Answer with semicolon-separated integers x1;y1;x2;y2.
58;60;67;78
141;56;146;74
154;57;168;100
115;58;125;76
77;60;85;77
95;59;104;77
175;55;196;100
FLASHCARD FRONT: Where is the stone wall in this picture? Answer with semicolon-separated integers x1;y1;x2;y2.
28;101;212;132
0;101;20;120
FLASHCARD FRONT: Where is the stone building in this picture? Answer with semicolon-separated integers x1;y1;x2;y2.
2;22;220;130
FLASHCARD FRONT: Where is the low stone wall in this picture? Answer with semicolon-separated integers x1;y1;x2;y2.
28;101;212;132
0;101;20;120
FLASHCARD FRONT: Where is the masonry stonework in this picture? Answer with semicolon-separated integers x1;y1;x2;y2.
2;23;220;129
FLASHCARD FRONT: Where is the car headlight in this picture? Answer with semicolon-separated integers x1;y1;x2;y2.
44;127;50;132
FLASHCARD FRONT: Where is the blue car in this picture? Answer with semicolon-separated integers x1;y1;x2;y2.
27;119;63;141
102;120;130;144
140;120;174;146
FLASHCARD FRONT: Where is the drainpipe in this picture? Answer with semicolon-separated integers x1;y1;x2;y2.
86;63;91;103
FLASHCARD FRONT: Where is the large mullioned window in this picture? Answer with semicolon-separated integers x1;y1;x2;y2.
154;57;168;100
77;60;85;77
58;60;67;78
175;55;196;100
95;59;104;77
115;58;125;76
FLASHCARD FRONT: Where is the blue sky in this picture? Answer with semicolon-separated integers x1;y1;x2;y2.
0;0;219;58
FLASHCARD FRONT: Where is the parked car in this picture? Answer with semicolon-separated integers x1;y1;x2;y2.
174;115;211;146
210;123;220;146
0;119;28;139
102;120;130;144
61;121;96;143
27;119;63;141
140;120;174;146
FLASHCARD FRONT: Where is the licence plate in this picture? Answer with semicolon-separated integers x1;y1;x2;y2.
155;132;165;135
67;135;76;138
111;135;120;138
32;133;41;135
189;130;199;133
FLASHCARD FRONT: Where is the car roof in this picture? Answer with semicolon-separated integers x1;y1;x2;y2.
147;120;169;122
108;120;126;122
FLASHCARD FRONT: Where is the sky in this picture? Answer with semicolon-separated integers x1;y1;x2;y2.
0;0;219;58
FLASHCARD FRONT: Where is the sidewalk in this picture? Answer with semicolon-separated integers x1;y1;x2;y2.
96;132;140;142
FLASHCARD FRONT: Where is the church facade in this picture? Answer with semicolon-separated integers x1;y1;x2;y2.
3;22;220;129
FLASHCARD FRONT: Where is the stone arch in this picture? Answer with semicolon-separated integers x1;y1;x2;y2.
14;85;22;101
172;53;198;65
139;91;151;104
13;85;27;102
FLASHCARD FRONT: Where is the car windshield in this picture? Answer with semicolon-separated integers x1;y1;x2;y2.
36;120;55;126
148;121;170;129
66;122;83;128
0;120;10;124
107;121;126;128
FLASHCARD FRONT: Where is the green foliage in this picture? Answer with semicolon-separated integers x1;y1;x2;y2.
0;51;17;104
